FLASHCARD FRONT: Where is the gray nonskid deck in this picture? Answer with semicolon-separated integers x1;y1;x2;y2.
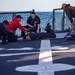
0;35;75;75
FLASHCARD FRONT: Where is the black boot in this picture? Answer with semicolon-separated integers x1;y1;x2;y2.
45;23;51;32
2;36;7;44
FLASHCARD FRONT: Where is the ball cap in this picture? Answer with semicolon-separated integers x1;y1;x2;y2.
16;15;23;19
62;3;70;9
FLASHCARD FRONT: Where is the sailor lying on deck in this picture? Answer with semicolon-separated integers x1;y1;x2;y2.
25;23;56;40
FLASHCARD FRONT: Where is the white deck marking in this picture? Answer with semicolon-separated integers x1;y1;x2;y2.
15;40;75;75
51;46;69;50
1;47;75;57
7;47;35;50
15;63;75;72
38;40;54;75
0;46;69;51
37;46;69;50
7;47;75;62
0;52;39;57
16;40;55;75
0;47;35;51
0;48;5;50
52;49;75;53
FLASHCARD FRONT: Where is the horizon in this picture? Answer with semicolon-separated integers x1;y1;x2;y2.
0;0;74;12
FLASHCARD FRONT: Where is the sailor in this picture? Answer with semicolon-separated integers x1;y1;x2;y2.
62;3;75;40
21;10;40;38
25;23;56;40
6;15;27;42
0;20;9;44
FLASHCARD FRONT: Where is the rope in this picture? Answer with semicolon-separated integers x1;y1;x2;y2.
46;14;52;24
41;14;53;31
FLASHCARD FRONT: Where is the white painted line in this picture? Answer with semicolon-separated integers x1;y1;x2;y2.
51;46;69;50
15;40;75;74
16;40;55;75
38;40;54;75
1;47;75;57
39;40;52;64
52;49;75;53
7;47;75;62
0;52;39;57
15;63;75;72
7;47;35;50
0;48;5;50
37;46;69;50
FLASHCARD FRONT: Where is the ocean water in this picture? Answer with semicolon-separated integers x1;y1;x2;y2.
0;12;70;36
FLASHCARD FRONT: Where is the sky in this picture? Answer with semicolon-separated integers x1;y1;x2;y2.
0;0;74;12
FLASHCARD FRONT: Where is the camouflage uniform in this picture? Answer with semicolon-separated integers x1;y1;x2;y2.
71;19;75;36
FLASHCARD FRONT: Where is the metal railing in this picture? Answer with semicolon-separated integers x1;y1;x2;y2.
0;10;32;36
52;8;70;31
0;9;70;36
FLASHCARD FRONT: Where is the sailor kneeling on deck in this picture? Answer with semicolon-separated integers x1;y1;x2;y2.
6;15;27;42
0;15;27;44
25;23;56;40
0;20;9;44
21;11;41;39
